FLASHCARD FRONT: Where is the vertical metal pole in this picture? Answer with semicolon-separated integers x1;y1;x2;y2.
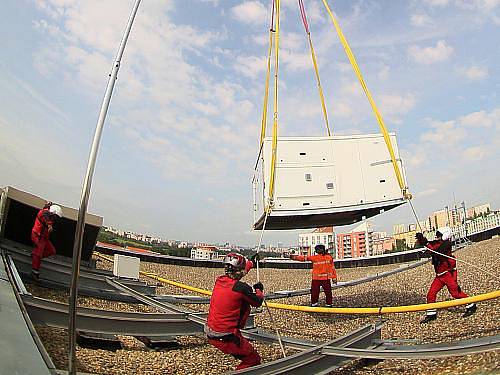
67;1;141;373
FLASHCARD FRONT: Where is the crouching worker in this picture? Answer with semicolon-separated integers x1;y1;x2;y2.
416;227;477;324
31;202;62;281
290;244;337;307
205;253;264;370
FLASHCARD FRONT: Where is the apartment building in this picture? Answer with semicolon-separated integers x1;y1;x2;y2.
393;223;418;249
336;231;367;259
298;227;335;256
467;203;491;218
190;245;219;260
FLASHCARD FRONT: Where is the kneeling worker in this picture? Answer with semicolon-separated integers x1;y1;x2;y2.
416;227;477;324
205;253;264;370
290;244;337;307
31;201;62;281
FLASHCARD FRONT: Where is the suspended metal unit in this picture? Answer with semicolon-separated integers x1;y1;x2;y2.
252;0;412;232
253;133;407;230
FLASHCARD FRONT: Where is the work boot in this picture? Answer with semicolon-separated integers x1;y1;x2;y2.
420;314;437;324
311;303;319;307
325;304;333;308
463;303;477;318
31;269;40;282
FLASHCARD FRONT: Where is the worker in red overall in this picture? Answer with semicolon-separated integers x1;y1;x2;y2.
205;253;264;370
290;244;337;307
416;227;477;323
31;202;62;281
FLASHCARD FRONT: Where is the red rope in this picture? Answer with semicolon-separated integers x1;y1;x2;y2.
298;0;310;34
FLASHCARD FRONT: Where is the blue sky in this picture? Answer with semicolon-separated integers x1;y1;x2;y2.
1;0;499;246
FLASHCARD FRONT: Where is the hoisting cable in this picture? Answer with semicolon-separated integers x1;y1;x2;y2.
254;209;287;358
408;199;500;282
320;0;410;199
298;0;331;136
267;0;281;211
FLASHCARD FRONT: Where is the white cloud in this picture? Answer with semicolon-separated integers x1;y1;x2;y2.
231;1;268;26
455;0;500;12
378;64;390;80
408;40;454;64
410;14;433;27
463;146;486;161
234;55;268;79
458;109;500;127
281;32;305;52
378;93;416;119
417;188;439;198
423;0;451;6
458;65;489;80
420;120;467;145
281;50;311;71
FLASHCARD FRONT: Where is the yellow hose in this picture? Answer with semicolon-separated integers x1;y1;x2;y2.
96;252;499;315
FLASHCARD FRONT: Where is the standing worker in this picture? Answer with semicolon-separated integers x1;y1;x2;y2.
205;253;264;370
31;202;62;281
416;227;477;324
290;244;337;307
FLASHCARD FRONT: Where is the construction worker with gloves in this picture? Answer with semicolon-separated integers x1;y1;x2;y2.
290;244;337;307
31;202;62;281
416;227;477;324
205;253;264;370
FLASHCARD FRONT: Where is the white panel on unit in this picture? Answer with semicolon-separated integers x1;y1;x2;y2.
253;133;407;230
113;254;140;280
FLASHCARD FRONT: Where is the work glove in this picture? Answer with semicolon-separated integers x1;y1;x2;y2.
331;278;338;285
253;282;264;292
43;201;53;209
249;253;260;264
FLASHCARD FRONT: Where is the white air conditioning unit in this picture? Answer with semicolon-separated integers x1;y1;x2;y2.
113;254;140;279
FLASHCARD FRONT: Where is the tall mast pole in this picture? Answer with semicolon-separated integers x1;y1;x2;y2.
67;1;142;373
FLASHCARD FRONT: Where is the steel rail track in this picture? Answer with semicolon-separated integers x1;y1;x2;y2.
317;334;500;359
2;252;58;374
3;241;497;375
3;242;155;294
105;276;376;351
23;295;204;337
233;323;383;375
107;276;500;366
5;239;429;306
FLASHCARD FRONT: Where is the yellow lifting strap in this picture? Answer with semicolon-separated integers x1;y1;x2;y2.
321;0;410;198
307;34;332;136
259;5;276;148
268;0;281;212
298;0;331;136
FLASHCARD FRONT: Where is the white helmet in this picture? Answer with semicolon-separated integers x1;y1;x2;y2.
436;226;452;241
49;204;63;217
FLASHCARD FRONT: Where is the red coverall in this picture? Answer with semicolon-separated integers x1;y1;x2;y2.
205;275;264;370
423;239;468;303
291;254;337;305
31;208;56;271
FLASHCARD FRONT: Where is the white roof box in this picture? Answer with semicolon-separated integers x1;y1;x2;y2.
253;133;407;230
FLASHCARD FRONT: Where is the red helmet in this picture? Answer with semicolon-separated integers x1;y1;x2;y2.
223;253;253;278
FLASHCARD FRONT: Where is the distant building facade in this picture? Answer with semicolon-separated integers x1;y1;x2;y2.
467;204;491;218
393;223;418;249
190;246;219;260
336;231;367;259
372;234;396;255
298;227;335;256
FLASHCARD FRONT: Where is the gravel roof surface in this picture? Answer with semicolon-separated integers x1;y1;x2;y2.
32;238;500;374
